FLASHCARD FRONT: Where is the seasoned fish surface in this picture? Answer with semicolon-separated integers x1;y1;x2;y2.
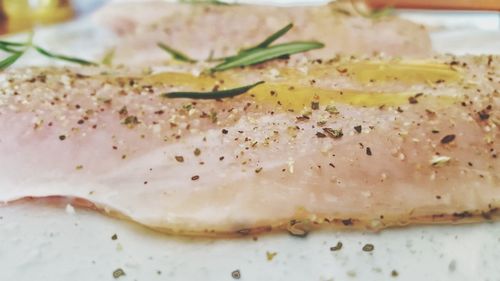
0;56;498;236
94;1;432;66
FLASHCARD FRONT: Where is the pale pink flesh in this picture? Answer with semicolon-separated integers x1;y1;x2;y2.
0;56;498;236
93;1;432;66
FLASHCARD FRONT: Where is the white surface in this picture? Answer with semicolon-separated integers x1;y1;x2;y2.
1;3;500;281
2;203;500;281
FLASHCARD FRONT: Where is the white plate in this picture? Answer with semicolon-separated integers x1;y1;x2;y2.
1;3;499;281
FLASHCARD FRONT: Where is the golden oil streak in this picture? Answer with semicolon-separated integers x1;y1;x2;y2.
330;61;462;84
144;60;460;110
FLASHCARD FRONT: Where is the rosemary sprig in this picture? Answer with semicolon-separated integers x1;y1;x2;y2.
0;40;26;47
162;81;264;99
0;35;33;70
158;42;197;63
240;23;293;53
101;48;115;66
0;32;97;70
369;7;394;19
34;46;97;66
0;43;22;54
208;23;294;63
0;40;26;53
350;0;393;19
211;41;324;72
0;51;24;70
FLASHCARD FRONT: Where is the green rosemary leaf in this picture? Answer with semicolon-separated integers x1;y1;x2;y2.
34;46;97;66
350;1;393;19
0;40;27;47
0;43;23;53
162;81;264;99
101;48;115;66
242;23;293;52
211;41;324;72
0;51;24;70
157;42;197;63
369;7;394;19
211;23;294;63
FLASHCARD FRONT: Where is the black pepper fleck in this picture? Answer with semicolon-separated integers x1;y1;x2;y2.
113;268;126;279
362;244;374;252
311;101;319;110
330;241;343;251
231;270;241;279
440;134;456;144
316;132;326;138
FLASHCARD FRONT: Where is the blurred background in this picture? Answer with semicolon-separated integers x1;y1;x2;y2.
0;0;498;35
0;0;104;34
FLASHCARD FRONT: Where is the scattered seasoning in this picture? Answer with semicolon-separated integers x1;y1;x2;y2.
112;268;126;279
431;129;440;134
118;106;128;117
366;147;372;156
255;167;263;173
58;135;66;141
341;218;353;226
122;116;140;128
174;156;184;162
266;251;277;261
231;269;241;279
330;241;343;251
323;128;343;139
194;148;201;156
362;243;374;252
316;132;326;138
317;120;327;126
440;134;456;144
431;155;451;166
478;110;490;120
222;129;229;134
75;165;83;170
353;125;362;133
191;175;200;181
287;220;309;237
391;270;399;277
296;115;310;121
311;101;319;110
325;104;339;115
210;110;218;123
111;234;118;240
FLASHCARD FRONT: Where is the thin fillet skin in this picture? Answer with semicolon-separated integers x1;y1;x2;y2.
93;1;432;66
0;55;498;237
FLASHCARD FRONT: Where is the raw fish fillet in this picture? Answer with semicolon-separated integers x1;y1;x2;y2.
0;55;498;236
93;1;432;66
